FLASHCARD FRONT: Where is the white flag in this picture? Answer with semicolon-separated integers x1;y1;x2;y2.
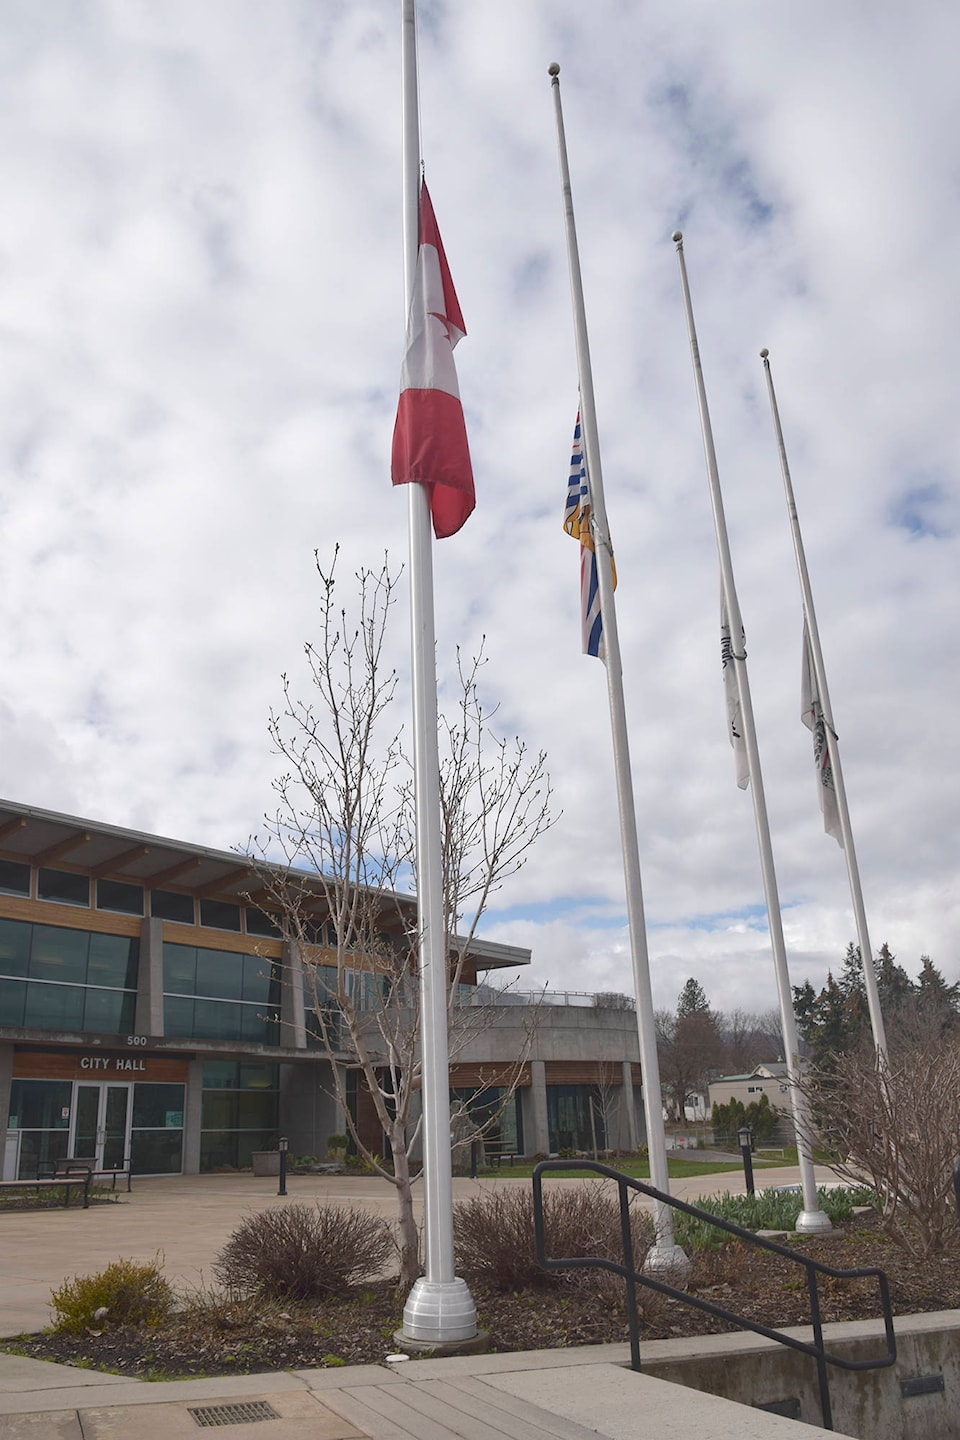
721;592;749;789
800;623;842;845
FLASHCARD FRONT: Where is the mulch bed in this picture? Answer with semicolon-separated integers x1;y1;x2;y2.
7;1219;960;1379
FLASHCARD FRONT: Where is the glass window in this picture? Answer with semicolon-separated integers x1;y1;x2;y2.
193;998;245;1040
240;1006;278;1043
88;934;138;989
16;1129;69;1180
163;995;195;1038
245;908;282;938
162;943;196;994
30;926;89;984
238;1091;278;1129
151;889;195;924
0;976;26;1025
0;918;31;977
241;954;275;1005
201;1060;239;1090
82;988;134;1034
0;860;30;896
37;868;90;907
96;879;144;916
202;1092;238;1129
199;898;242;932
238;1063;279;1091
24;981;85;1031
9;1079;73;1130
129;1129;182;1174
195;948;243;1000
132;1083;185;1129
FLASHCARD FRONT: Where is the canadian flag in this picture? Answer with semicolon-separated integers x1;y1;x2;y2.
391;182;475;539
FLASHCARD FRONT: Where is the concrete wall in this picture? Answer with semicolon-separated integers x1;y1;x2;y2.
454;1004;640;1066
641;1311;960;1440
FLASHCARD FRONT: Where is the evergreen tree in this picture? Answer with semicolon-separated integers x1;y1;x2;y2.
874;942;914;1013
913;955;960;1034
677;977;711;1018
808;972;850;1072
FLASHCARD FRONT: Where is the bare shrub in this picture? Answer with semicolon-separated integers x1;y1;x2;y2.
453;1185;653;1295
214;1203;394;1300
797;1039;960;1257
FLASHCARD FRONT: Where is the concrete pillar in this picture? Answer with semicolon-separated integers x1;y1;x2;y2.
621;1059;639;1150
0;1043;14;1179
280;940;307;1050
529;1059;549;1155
182;1058;204;1174
135;918;165;1037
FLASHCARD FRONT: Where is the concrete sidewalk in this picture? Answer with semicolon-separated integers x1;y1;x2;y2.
0;1341;848;1439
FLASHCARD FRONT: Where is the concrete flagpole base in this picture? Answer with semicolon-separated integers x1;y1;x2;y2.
644;1241;691;1278
796;1208;833;1234
398;1276;489;1355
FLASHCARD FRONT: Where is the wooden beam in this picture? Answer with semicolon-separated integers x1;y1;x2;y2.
90;845;150;879
196;867;252;898
146;856;204;888
0;817;27;843
34;832;92;866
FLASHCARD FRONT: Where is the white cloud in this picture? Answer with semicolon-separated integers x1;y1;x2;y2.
0;1;956;1019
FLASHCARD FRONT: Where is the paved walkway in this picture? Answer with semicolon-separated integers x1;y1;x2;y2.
0;1166;847;1439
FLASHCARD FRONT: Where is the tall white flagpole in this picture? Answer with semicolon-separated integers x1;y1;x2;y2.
399;0;478;1345
549;64;685;1269
760;348;888;1059
672;233;830;1233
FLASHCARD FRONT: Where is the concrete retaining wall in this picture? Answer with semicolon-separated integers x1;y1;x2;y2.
640;1311;960;1440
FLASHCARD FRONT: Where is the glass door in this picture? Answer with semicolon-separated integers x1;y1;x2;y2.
71;1083;131;1169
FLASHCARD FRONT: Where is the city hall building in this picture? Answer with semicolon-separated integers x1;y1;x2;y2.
0;800;644;1179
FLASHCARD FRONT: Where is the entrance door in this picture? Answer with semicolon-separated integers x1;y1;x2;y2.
72;1083;131;1169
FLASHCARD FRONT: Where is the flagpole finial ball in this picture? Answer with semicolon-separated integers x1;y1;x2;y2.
672;230;683;242
760;347;770;359
548;62;560;76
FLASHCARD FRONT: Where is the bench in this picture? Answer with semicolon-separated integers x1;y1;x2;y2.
0;1172;92;1208
38;1157;132;1194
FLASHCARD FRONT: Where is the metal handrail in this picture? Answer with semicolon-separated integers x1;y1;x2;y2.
533;1159;896;1432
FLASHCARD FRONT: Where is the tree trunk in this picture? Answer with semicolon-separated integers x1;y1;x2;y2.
391;1125;422;1290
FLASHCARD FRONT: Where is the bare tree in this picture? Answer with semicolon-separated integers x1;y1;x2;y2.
796;1039;960;1258
656;980;725;1121
719;1008;784;1073
252;551;554;1288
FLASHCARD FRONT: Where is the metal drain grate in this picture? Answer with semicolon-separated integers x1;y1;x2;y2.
188;1401;281;1427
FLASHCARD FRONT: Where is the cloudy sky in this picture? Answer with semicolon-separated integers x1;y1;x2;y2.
0;0;956;1019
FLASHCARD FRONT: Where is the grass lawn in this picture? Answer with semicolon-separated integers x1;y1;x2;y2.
483;1151;796;1181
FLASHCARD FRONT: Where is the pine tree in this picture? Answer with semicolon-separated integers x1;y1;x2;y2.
874;942;914;1012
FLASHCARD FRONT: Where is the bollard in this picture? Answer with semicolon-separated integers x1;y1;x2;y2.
738;1124;755;1197
278;1136;288;1197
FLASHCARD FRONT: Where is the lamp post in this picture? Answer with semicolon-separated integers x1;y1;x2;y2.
738;1125;755;1197
278;1136;288;1198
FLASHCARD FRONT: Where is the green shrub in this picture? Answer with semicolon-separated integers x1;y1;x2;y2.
50;1256;173;1334
453;1184;654;1292
214;1202;394;1300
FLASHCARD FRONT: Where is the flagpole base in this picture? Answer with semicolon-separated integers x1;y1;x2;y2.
796;1208;833;1234
401;1276;479;1346
643;1242;690;1278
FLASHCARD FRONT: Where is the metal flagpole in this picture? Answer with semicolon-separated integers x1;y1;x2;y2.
760;348;888;1060
549;63;685;1269
399;0;478;1344
672;233;830;1233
